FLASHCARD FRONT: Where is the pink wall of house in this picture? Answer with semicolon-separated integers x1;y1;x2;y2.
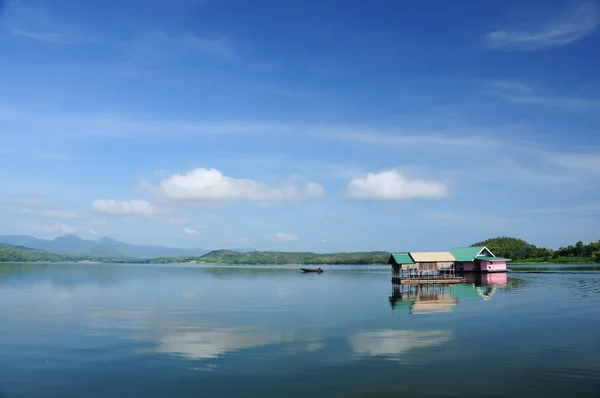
457;261;508;272
480;260;507;272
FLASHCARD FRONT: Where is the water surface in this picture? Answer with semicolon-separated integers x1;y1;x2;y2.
1;263;599;397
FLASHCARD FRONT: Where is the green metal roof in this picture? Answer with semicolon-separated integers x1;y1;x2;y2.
475;255;510;261
451;246;485;262
389;253;415;264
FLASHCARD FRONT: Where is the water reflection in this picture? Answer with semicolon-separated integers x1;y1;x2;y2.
389;274;509;313
156;327;325;360
349;330;452;360
2;264;600;397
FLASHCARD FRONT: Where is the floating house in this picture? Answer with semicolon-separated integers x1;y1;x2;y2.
450;246;510;273
388;252;465;284
389;246;509;284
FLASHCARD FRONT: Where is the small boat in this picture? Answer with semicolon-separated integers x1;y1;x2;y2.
300;267;324;273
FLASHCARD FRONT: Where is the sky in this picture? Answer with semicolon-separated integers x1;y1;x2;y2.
0;0;599;252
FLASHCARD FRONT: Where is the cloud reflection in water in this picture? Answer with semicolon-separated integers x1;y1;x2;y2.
348;329;452;360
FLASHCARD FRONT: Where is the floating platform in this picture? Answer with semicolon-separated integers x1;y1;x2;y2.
392;277;465;285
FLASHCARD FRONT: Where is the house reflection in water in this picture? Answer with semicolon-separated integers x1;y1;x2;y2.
389;273;508;314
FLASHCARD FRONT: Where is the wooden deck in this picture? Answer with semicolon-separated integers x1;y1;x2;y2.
392;277;465;285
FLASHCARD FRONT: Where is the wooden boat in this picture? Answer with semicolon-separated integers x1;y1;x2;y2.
300;267;324;273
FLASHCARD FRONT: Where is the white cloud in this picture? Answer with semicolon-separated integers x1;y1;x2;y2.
183;227;204;237
91;219;107;225
17;208;81;220
345;170;448;200
318;239;327;243
91;199;156;216
33;223;77;234
484;1;599;50
88;229;98;236
304;181;326;198
149;168;325;203
265;233;299;242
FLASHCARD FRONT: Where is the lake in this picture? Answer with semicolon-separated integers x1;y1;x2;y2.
1;263;600;398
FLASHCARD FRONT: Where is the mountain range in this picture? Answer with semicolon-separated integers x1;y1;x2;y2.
0;235;255;259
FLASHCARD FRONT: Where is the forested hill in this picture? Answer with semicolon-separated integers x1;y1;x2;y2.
152;250;391;265
0;246;145;264
473;237;600;263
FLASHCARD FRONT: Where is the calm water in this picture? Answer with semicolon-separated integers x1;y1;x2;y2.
1;263;600;398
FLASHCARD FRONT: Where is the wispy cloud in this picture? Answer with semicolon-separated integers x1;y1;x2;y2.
3;1;97;45
32;223;77;234
515;204;600;215
0;194;39;207
16;208;82;220
128;31;235;65
9;28;90;44
487;81;600;110
550;153;600;173
422;212;524;229
265;232;299;242
0;141;68;161
484;1;600;50
321;214;348;223
0;107;290;138
91;199;157;216
166;32;234;59
311;128;502;149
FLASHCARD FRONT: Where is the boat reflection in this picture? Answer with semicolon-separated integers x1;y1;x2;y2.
389;273;508;314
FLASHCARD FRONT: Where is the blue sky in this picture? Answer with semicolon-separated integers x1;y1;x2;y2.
1;0;599;252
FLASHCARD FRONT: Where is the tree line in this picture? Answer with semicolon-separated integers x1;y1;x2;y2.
472;237;600;263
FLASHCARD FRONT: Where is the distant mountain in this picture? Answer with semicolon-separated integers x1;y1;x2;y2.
83;245;127;258
95;237;211;258
0;234;212;259
0;235;59;253
0;242;37;251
